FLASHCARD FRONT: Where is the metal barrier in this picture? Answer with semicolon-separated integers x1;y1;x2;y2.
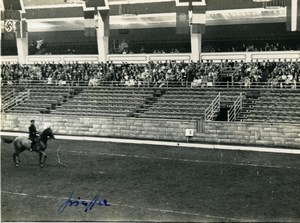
1;80;300;90
2;90;15;102
204;92;221;121
2;90;30;112
227;93;243;122
1;51;300;64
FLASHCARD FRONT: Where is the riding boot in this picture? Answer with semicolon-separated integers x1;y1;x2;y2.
30;142;36;152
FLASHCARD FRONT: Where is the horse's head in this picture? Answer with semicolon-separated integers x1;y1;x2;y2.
42;127;55;140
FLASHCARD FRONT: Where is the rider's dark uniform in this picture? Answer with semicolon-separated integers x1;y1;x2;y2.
29;120;38;151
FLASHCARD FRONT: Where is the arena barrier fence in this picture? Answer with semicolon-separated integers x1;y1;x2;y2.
1;80;300;90
1;51;300;64
227;93;243;122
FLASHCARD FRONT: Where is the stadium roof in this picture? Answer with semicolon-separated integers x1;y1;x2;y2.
0;0;293;32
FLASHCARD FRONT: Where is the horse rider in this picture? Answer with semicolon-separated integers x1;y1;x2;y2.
29;120;38;152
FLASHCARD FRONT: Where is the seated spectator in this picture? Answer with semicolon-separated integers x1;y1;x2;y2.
88;76;99;87
155;78;166;88
191;78;202;88
292;79;297;89
47;76;53;85
280;73;287;88
125;77;135;87
285;73;294;87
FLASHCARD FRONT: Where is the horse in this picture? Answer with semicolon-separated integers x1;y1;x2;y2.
3;127;55;167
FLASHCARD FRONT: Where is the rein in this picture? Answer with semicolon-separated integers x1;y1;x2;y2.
40;132;48;145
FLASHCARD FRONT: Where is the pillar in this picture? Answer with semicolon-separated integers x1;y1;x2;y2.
189;5;206;62
96;10;109;62
175;0;206;62
16;33;28;64
190;31;202;62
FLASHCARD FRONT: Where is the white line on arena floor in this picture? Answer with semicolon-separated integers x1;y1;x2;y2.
1;190;254;222
1;131;300;155
60;149;300;170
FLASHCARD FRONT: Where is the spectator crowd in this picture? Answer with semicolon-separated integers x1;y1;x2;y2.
226;60;300;89
1;61;221;88
110;40;298;55
1;60;299;89
207;42;296;53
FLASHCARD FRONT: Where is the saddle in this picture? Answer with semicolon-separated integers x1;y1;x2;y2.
29;137;38;152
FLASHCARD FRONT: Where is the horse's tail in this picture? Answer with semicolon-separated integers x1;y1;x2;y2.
2;137;16;144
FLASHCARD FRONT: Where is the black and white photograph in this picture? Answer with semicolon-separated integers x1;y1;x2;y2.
1;0;300;222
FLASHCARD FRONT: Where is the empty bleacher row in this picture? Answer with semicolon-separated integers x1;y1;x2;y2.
138;88;244;120
51;87;155;117
2;85;242;121
4;86;74;114
243;90;300;123
2;84;300;124
3;85;155;116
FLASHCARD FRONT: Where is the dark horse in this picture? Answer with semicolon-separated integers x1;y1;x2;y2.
3;127;55;167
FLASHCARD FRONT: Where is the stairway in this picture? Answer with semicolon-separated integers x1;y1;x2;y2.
235;91;261;121
50;88;79;112
133;89;166;117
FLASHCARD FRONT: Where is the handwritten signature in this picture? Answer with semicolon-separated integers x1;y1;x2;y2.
58;192;110;214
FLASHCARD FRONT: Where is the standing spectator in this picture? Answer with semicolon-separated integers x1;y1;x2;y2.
36;38;44;50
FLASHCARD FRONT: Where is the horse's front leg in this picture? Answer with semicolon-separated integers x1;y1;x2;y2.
12;152;20;167
43;151;47;164
39;151;47;167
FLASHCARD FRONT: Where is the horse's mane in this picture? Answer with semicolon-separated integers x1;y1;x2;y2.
38;127;54;143
40;127;53;139
41;127;51;135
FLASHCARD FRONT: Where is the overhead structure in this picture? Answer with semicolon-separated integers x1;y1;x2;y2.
1;0;300;62
175;0;206;61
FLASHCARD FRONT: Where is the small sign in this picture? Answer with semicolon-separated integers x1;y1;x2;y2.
119;29;129;34
185;129;194;137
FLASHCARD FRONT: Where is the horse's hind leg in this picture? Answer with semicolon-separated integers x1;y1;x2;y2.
43;152;47;164
12;152;20;167
39;151;47;167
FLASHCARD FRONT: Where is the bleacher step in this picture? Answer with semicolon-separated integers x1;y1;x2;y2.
133;113;140;118
136;109;149;112
239;111;250;115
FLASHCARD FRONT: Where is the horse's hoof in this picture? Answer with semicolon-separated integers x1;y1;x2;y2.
40;164;44;168
15;164;19;167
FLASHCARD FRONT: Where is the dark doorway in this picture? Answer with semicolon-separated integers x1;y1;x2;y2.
216;106;230;121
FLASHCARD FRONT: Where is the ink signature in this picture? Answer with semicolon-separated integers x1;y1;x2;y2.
58;192;110;214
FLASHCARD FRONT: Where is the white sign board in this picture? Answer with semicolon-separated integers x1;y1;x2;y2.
185;129;194;137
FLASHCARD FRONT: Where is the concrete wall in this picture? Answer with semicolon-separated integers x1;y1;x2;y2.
195;122;300;149
0;113;196;142
1;113;300;148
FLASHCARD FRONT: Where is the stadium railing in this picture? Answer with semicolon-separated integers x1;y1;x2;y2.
204;92;221;121
227;93;243;122
1;50;299;64
2;89;30;112
1;80;299;90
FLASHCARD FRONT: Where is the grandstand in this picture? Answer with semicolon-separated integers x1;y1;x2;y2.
1;0;300;222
